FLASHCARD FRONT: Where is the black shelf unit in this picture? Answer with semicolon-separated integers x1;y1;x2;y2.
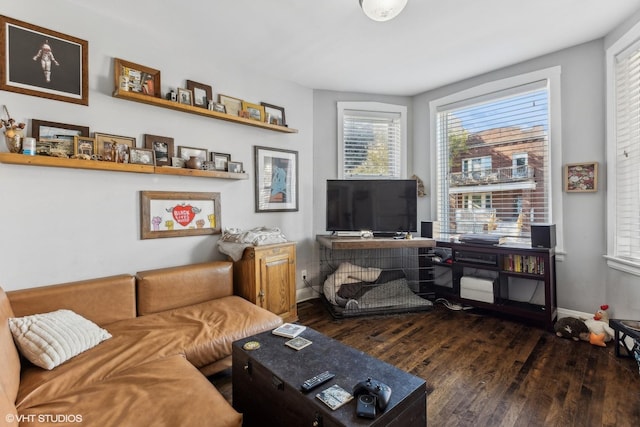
420;240;557;330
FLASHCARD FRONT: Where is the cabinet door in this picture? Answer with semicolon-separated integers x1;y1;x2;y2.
259;249;297;322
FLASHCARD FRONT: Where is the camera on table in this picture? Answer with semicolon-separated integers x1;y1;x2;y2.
356;394;377;419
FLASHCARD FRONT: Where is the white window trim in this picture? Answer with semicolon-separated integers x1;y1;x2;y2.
337;101;408;179
605;19;640;277
428;67;565;255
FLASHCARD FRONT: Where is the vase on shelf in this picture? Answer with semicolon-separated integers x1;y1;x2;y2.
186;156;202;170
4;129;24;153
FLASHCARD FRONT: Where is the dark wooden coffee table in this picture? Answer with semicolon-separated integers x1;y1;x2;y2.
232;327;426;426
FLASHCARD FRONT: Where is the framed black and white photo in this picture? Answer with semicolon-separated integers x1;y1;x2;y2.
177;88;193;106
228;161;243;174
178;146;207;162
186;80;212;108
129;147;155;166
144;134;174;167
212;152;231;171
0;15;88;105
254;146;298;212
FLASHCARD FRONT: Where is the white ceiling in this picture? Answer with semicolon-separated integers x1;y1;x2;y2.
73;0;640;96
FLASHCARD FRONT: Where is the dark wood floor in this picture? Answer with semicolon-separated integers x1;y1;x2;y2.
211;299;640;427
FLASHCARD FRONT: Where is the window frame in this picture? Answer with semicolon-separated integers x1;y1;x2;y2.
429;67;564;253
605;20;640;276
337;101;408;179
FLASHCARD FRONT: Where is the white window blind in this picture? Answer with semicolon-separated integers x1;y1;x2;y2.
612;41;640;262
338;102;406;179
435;82;551;239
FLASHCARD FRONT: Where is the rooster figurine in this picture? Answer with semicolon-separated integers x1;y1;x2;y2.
583;304;615;347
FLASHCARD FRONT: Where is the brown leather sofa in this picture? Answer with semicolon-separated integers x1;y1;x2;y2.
0;261;283;426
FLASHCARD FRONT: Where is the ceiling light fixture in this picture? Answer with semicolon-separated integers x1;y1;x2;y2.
359;0;408;22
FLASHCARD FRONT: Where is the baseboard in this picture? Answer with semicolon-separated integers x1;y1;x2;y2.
296;285;320;303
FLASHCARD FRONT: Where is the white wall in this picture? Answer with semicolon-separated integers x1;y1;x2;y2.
0;1;314;291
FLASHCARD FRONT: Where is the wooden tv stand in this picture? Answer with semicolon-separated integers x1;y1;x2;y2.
424;240;557;330
316;234;436;250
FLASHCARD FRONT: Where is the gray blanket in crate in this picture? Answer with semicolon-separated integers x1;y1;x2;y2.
342;278;432;311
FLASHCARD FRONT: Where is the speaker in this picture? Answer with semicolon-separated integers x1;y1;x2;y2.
531;224;556;248
421;221;433;238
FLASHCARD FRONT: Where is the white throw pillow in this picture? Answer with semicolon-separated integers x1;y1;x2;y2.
8;309;112;370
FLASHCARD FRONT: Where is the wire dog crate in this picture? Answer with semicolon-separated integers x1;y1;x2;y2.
318;239;435;318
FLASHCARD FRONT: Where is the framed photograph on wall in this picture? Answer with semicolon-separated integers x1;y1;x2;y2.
178;146;208;162
177;88;193;106
186;80;212;108
144;134;174;166
129;147;155;166
94;132;136;162
0;15;89;105
228;161;243;174
219;94;243;116
564;162;598;192
212;152;231;171
140;191;221;239
254;146;298;212
241;101;265;121
114;58;160;97
261;102;286;126
73;136;96;156
32;119;89;157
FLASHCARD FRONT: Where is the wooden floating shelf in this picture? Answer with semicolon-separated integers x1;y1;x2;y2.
112;89;298;134
0;153;248;180
154;166;248;179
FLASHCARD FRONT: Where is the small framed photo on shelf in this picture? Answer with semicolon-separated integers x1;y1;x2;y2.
564;162;598;193
144;134;174;167
73;136;96;156
186;80;212;108
129;147;155;166
114;58;160;97
261;102;286;126
228;161;243;174
241;101;265;121
212;152;231;171
32;119;90;158
94;132;136;162
219;94;243;116
208;102;226;114
177;88;193;106
178;146;208;162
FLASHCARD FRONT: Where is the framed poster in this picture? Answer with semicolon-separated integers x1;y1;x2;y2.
564;162;598;193
0;15;88;105
140;191;221;239
254;146;298;212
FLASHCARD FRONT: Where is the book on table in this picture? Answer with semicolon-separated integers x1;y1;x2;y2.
272;323;306;338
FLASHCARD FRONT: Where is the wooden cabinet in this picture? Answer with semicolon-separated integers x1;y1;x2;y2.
232;242;298;323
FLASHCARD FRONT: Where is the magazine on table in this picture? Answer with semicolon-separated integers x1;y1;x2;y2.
272;323;306;338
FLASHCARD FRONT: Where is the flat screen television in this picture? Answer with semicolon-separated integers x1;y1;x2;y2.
326;179;417;236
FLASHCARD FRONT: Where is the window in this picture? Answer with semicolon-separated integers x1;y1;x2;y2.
338;102;407;179
606;23;640;275
430;68;562;244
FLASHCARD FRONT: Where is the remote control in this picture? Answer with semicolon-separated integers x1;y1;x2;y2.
300;371;335;392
